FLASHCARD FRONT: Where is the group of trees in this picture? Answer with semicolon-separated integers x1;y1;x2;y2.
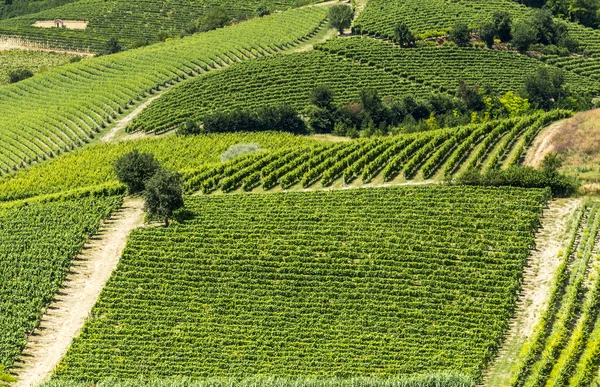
114;150;183;226
7;68;33;83
518;0;600;28
181;104;306;135
456;153;579;196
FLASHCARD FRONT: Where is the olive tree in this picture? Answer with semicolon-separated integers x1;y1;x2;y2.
328;5;354;35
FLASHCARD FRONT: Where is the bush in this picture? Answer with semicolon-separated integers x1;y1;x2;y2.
197;6;230;32
523;67;567;110
202;104;307;134
220;143;260;162
449;23;471;47
328;5;354;34
455;164;578;197
103;37;122;55
144;168;184;227
479;22;496;48
511;22;537;53
493;11;512;42
178;119;201;136
113;150;161;193
256;5;270;17
8;68;33;83
394;21;415;46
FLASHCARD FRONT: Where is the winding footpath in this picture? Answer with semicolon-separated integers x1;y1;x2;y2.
12;198;145;387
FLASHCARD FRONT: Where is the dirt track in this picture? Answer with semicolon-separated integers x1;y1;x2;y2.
13;198;145;387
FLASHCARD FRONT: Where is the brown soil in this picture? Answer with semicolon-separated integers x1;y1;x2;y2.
0;38;92;55
12;198;145;387
32;20;88;30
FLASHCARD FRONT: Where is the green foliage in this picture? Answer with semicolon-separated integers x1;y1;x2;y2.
479;22;496;48
0;194;123;368
523;67;567;109
0;132;318;203
41;375;476;387
196;6;231;32
53;186;548;381
511;21;537;53
7;67;32;83
393;20;415;46
0;365;16;385
103;37;122;55
0;49;76;85
328;4;354;34
202;105;307;135
113;150;161;193
449;23;471;46
0;6;329;175
143;168;184;226
455;165;578;196
256;5;271;17
500;91;531;116
493;11;513;42
220;143;260;162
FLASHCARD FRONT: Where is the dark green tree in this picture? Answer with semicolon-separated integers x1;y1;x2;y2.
493;11;513;42
394;21;416;46
144;168;184;227
8;68;33;83
457;80;485;111
523;67;567;109
511;21;537;53
307;86;336;133
114;150;161;193
178;119;201;136
328;5;354;34
256;5;270;17
197;6;230;32
479;22;496;48
449;23;471;47
103;37;122;54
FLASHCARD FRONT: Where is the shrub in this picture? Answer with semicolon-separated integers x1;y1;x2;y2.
394;21;415;46
220;143;260;162
144;168;184;227
8;68;33;83
328;5;354;34
197;6;230;32
449;23;471;47
113;150;161;193
202;105;307;134
103;37;122;55
479;22;496;48
493;11;512;42
523;67;567;110
511;22;537;53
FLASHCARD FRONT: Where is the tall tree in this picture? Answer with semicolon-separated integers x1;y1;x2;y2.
328;5;354;34
144;168;184;227
114;150;161;193
394;21;416;46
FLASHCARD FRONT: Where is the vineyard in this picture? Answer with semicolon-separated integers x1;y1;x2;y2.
504;202;600;387
0;5;328;176
176;111;571;194
52;186;549;381
128;50;433;133
0;0;323;51
0;193;123;369
0;132;318;203
130;36;595;134
317;38;600;96
0;49;78;85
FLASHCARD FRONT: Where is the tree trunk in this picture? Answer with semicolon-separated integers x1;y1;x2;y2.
165;217;169;227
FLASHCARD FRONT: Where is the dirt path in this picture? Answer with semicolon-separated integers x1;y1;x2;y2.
12;198;145;387
524;118;570;168
483;198;581;387
101;94;163;142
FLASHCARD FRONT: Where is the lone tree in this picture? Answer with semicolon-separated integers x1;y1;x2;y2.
394;21;415;46
449;23;471;47
479;22;496;48
511;21;537;53
144;168;184;227
114;150;161;193
104;37;122;54
328;5;354;35
493;11;512;42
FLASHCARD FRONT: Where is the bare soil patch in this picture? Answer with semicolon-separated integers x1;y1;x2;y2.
32;20;88;30
12;198;145;387
0;38;92;55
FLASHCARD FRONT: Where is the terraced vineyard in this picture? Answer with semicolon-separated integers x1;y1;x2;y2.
52;186;549;381
0;0;323;51
131;36;595;134
0;193;123;369
317;38;600;96
0;132;318;203
129;49;434;133
179;111;571;194
0;6;328;175
506;202;600;387
0;49;79;85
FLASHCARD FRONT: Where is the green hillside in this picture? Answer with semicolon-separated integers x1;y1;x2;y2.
52;186;548;381
0;193;123;368
0;6;327;176
0;49;79;85
0;0;323;51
